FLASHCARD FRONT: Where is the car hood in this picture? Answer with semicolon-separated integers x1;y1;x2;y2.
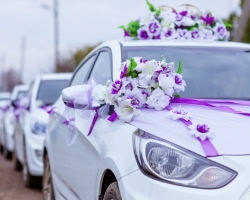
130;102;250;157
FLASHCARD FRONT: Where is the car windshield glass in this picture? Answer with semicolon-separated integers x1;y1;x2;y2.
0;98;9;101
122;46;250;100
17;91;26;99
36;80;69;105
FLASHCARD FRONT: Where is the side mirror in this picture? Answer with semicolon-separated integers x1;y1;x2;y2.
62;85;91;109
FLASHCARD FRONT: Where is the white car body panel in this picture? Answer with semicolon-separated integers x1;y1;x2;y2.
45;40;250;199
14;73;71;176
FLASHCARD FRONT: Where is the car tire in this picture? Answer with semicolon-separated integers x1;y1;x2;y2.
3;146;12;159
103;182;122;200
43;154;55;200
13;149;22;171
0;145;3;154
23;142;41;188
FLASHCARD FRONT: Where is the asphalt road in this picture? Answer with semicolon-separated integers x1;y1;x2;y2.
0;153;42;200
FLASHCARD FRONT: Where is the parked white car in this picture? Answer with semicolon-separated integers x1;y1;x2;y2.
1;85;29;159
43;40;250;200
0;92;11;154
14;73;71;188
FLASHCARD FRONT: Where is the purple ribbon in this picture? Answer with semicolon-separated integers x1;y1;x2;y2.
62;117;75;126
41;105;56;115
0;105;10;113
167;107;218;157
108;112;118;122
171;98;250;117
87;108;99;136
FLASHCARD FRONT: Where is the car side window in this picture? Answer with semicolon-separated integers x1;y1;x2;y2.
70;55;95;86
89;51;112;84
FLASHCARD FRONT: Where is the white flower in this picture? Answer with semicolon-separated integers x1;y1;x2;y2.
188;123;214;141
139;13;155;26
161;28;176;40
141;60;162;77
115;100;141;122
146;87;170;110
212;22;230;41
92;84;108;107
168;108;192;121
175;29;192;40
158;73;175;96
160;11;176;28
122;88;147;108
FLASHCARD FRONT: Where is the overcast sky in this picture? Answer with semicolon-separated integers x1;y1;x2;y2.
0;0;240;83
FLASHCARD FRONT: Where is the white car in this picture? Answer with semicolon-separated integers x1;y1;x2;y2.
1;85;29;159
14;73;71;188
0;92;11;154
43;40;250;200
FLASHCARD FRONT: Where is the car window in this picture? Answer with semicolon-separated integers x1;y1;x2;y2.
36;80;69;105
70;55;95;86
89;51;112;84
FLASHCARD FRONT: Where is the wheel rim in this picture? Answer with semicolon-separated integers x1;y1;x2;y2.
43;156;53;200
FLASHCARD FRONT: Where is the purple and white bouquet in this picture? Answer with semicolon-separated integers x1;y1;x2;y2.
119;0;231;41
90;57;185;122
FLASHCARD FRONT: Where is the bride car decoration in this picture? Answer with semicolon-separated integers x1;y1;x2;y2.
119;0;231;41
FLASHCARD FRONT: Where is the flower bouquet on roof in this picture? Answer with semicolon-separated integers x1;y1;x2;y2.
119;0;231;41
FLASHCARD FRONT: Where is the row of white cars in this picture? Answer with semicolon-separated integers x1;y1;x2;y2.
1;39;250;200
0;73;72;187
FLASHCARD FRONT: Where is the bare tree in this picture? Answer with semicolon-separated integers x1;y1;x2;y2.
0;68;22;92
233;0;250;42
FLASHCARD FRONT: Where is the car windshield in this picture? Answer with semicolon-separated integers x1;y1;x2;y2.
17;91;26;99
36;80;69;105
122;46;250;100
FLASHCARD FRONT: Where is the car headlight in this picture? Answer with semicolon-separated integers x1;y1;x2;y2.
133;130;237;189
31;120;46;135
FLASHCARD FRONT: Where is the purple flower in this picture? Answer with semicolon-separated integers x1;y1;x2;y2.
175;75;183;85
180;11;188;16
120;64;127;78
201;14;214;25
172;109;188;115
124;31;130;37
196;124;210;133
191;29;201;39
161;28;176;40
112;80;123;94
125;82;133;91
138;28;150;40
140;58;148;63
127;96;140;107
148;21;160;34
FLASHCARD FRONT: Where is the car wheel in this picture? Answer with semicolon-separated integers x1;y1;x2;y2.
43;154;55;200
103;182;122;200
23;142;41;188
13;148;22;171
3;146;12;159
0;145;3;154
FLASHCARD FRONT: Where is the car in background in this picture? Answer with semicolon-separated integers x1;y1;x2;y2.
14;73;71;188
1;85;29;159
0;92;11;154
43;40;250;200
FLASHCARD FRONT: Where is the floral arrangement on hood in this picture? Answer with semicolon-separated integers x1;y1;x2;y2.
90;57;185;122
119;0;231;41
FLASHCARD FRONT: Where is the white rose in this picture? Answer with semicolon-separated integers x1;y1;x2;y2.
146;88;170;110
115;100;141;122
91;84;108;107
158;73;175;96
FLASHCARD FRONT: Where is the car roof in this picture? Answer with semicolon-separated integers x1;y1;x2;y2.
0;92;11;99
100;39;250;49
40;73;72;81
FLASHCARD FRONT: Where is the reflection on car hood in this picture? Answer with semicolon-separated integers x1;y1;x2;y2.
130;103;250;157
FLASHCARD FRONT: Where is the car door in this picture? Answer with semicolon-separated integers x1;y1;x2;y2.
49;53;100;198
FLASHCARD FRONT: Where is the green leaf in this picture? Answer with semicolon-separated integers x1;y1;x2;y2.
222;20;232;28
177;60;182;74
156;8;161;16
146;0;156;12
126;58;138;77
118;25;126;30
131;71;138;78
174;94;180;98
